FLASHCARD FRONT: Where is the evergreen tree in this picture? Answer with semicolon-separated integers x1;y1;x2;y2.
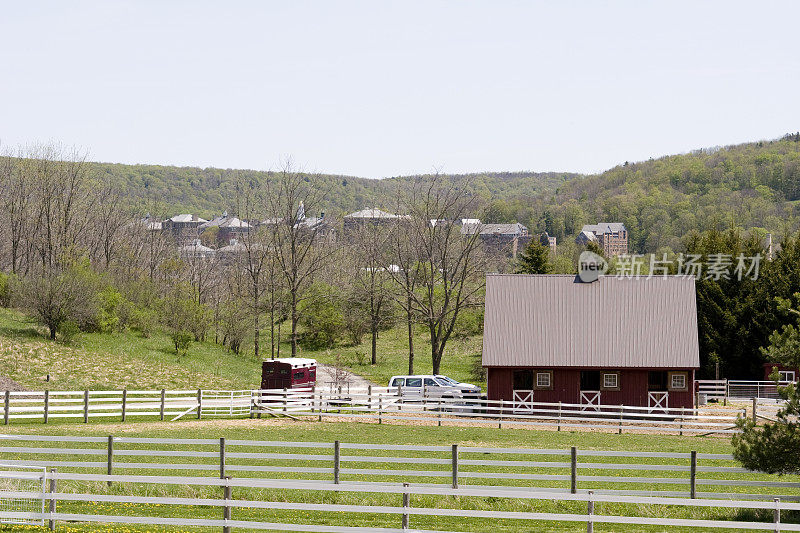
516;240;552;274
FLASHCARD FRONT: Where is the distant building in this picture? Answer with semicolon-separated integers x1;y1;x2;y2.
199;212;251;246
342;208;407;238
539;232;557;254
461;221;530;259
162;214;207;243
576;222;628;256
179;239;215;259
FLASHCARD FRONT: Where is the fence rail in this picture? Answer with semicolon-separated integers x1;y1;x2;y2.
0;435;799;531
0;386;773;434
697;380;797;402
1;434;798;502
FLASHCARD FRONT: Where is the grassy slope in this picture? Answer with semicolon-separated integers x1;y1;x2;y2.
0;307;483;391
0;308;260;390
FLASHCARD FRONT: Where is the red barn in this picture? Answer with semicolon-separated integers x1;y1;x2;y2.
482;274;700;409
261;358;317;389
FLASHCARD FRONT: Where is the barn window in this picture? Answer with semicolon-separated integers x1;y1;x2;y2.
602;373;619;390
293;371;305;380
669;372;687;391
535;371;552;390
779;371;796;382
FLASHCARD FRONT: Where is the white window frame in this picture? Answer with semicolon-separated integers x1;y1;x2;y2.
535;372;551;389
670;373;687;391
602;373;619;390
779;370;796;382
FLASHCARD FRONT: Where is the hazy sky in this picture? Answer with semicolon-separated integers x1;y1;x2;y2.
1;1;799;178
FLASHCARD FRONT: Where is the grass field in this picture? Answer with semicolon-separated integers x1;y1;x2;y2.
0;419;797;532
0;307;483;391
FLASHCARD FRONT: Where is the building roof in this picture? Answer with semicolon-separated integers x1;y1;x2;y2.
199;213;251;230
482;274;699;369
345;208;402;219
462;222;527;236
582;222;626;235
169;214;208;224
264;358;317;368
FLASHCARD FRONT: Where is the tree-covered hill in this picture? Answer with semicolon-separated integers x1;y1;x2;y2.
92;161;577;221
91;132;800;253
527;134;800;253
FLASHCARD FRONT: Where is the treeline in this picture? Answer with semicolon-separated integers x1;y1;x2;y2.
86;134;800;257
523;134;800;253
90;161;575;223
0;146;490;376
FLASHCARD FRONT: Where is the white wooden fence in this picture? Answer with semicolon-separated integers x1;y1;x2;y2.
0;387;754;434
0;434;797;502
255;387;747;435
697;380;798;402
0;435;798;531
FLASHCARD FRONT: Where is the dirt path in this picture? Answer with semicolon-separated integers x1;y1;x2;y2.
315;364;376;390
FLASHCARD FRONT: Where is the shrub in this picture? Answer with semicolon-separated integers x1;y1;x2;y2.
97;286;124;333
0;272;18;308
172;331;193;361
58;320;81;344
299;287;345;350
129;306;156;338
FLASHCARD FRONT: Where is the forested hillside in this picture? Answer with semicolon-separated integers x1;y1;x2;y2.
527;134;800;253
93;134;800;254
93;161;576;221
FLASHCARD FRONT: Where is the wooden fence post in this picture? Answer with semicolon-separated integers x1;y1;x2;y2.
774;497;781;533
3;390;8;425
690;450;697;499
160;389;165;421
219;438;226;479
402;482;410;530
557;402;562;431
378;396;383;425
107;435;114;487
617;404;623;435
367;385;372;411
587;490;595;533
570;446;578;494
451;444;459;489
334;440;341;484
752;398;758;423
222;475;232;533
438;398;442;427
197;389;202;419
499;401;503;429
44;390;49;424
83;389;89;423
48;468;57;531
121;389;128;422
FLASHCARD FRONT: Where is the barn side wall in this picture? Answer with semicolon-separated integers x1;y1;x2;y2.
487;367;695;409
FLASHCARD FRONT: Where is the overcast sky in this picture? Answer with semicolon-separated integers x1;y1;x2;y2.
1;1;799;178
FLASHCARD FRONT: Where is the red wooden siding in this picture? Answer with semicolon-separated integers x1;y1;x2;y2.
487;367;695;409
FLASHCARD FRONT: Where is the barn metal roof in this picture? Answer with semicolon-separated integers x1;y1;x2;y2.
482;274;699;368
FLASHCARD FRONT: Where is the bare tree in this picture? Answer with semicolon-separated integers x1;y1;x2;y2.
0;147;33;274
346;222;393;365
264;163;336;357
388;175;486;375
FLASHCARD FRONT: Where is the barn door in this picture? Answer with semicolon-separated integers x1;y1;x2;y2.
648;391;668;413
579;391;601;411
512;390;534;413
